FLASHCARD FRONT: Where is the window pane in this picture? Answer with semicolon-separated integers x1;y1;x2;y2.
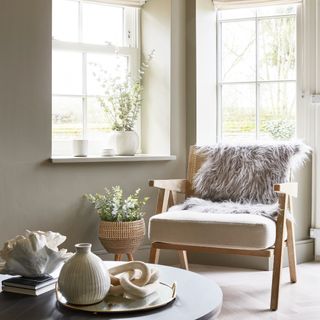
87;54;128;96
257;5;296;17
218;8;256;20
87;98;111;140
82;3;123;46
221;21;256;82
258;17;296;81
52;0;79;42
52;51;82;95
259;82;296;140
52;97;83;140
222;84;256;141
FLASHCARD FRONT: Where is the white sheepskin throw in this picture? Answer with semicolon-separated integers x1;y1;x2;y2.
193;142;310;204
169;197;280;220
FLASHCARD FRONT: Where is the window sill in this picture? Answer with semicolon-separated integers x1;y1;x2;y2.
50;154;176;163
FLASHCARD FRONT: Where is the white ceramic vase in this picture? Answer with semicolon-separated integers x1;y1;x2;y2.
58;243;110;305
113;131;139;156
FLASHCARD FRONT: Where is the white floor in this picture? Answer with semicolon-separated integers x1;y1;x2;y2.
191;262;320;320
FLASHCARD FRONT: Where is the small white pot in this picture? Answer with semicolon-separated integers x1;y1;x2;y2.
72;139;88;157
113;131;139;156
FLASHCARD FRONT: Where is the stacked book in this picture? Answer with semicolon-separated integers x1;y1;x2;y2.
2;275;57;296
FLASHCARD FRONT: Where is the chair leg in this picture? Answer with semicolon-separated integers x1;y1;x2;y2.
114;254;122;261
270;193;287;311
271;242;284;310
178;250;189;270
127;253;134;261
286;219;297;283
149;244;160;264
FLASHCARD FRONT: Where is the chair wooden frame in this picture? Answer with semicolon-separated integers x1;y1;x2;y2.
148;146;298;311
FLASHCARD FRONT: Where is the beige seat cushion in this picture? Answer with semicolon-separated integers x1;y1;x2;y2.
148;211;276;250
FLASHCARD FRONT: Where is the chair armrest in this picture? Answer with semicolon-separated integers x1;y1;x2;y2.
274;182;298;198
149;179;188;194
149;179;188;213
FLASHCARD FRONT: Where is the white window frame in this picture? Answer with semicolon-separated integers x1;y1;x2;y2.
216;6;297;142
52;0;140;155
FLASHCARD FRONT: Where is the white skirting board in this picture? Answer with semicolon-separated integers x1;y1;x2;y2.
310;228;320;238
188;239;314;271
310;228;320;239
309;228;320;261
266;239;315;270
95;239;315;271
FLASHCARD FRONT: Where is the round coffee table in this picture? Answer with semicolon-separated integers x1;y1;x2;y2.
0;262;223;320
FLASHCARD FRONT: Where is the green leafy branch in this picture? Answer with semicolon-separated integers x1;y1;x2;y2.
91;50;155;131
86;186;149;222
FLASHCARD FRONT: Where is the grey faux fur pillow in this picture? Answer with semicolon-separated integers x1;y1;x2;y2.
193;142;310;205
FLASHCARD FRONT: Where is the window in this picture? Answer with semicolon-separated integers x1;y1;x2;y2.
217;4;297;142
52;0;139;155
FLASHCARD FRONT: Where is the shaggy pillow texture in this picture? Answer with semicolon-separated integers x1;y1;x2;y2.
193;142;310;205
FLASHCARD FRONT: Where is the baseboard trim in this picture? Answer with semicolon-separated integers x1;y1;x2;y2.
94;239;315;271
310;228;320;239
266;238;315;270
94;245;184;266
188;239;314;271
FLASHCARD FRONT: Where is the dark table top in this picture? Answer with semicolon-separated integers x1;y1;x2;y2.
0;262;222;320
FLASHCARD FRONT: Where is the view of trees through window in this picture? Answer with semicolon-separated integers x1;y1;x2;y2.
218;4;297;142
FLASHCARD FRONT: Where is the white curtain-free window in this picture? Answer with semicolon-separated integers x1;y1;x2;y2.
52;0;140;156
216;3;298;142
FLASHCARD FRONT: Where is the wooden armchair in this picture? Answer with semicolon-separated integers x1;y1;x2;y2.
148;146;298;311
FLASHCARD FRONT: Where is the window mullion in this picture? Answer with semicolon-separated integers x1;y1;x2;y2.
255;11;259;140
82;52;88;140
218;14;295;24
123;8;128;47
124;7;135;48
79;1;87;140
217;20;223;142
78;1;82;42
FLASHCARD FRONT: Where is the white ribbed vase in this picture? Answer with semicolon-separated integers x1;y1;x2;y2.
58;243;110;305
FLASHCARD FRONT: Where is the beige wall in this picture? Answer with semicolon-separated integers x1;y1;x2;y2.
0;0;187;254
186;0;197;148
141;0;171;155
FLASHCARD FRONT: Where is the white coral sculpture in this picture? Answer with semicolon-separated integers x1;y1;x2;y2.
0;230;72;277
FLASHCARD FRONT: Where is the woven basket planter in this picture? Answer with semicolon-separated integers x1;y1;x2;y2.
98;219;145;254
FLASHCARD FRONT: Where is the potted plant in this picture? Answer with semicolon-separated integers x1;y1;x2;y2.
92;51;155;155
86;186;149;260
